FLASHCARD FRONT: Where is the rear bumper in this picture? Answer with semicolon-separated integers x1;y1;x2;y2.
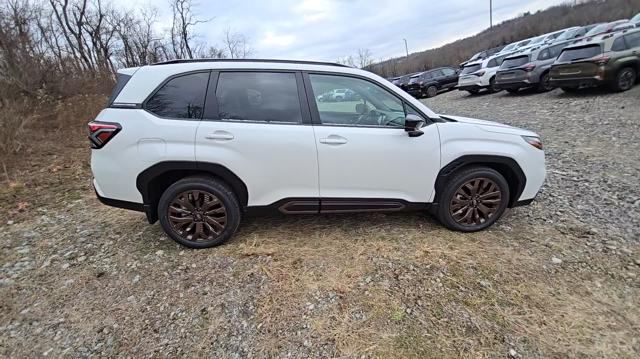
93;179;156;223
549;77;603;88
457;85;485;91
495;78;535;89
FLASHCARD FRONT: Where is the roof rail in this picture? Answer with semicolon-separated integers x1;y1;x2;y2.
150;58;351;68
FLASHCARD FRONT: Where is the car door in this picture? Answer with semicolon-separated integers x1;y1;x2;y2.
304;73;441;211
440;68;459;88
195;71;320;209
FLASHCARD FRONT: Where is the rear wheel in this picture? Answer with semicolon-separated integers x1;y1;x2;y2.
611;67;636;92
425;85;438;98
158;176;241;248
506;88;519;94
487;77;498;93
537;72;553;92
436;167;510;232
467;89;480;95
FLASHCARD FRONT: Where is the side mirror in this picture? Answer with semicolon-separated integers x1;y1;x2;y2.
404;114;426;137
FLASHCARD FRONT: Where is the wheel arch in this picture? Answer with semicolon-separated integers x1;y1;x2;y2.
433;155;526;208
136;161;249;223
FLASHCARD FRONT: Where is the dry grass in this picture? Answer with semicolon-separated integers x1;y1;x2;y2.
1;96;639;357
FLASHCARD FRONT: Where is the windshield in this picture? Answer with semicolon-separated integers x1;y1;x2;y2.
585;23;608;37
632;13;640;22
502;43;518;52
557;45;602;62
500;55;530;69
529;36;545;45
516;39;532;48
556;28;579;41
460;64;482;75
408;76;420;84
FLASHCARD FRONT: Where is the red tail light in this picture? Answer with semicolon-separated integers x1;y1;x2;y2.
523;63;536;72
88;121;121;149
592;55;610;66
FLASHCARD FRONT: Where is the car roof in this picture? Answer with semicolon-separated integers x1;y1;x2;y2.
563;28;638;49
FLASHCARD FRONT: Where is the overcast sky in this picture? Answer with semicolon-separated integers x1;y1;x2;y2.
118;0;568;61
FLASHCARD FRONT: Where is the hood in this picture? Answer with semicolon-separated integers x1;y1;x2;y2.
438;114;538;136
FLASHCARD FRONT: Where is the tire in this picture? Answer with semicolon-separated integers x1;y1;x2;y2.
435;167;510;232
610;67;636;92
467;89;480;95
537;72;553;93
506;88;519;94
425;85;438;98
487;77;498;93
158;176;241;249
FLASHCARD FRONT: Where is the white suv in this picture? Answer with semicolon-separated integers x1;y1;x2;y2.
90;59;545;248
457;53;509;94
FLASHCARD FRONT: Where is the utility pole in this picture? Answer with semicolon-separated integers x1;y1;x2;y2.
490;0;493;28
403;38;409;58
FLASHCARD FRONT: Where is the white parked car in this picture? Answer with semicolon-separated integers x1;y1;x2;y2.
456;53;509;94
90;59;546;248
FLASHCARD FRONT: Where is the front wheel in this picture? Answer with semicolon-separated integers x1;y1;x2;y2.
158;176;241;248
435;167;510;232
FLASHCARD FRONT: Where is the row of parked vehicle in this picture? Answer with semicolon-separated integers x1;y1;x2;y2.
389;13;640;97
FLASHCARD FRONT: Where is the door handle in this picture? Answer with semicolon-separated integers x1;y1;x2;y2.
319;135;347;145
205;131;234;141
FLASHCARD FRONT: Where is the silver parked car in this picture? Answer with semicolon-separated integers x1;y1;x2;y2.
494;40;573;93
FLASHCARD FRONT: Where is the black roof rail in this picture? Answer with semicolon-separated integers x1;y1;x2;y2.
150;58;351;68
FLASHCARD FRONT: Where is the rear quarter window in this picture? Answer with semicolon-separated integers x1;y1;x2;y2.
145;72;209;119
108;73;132;106
558;45;602;62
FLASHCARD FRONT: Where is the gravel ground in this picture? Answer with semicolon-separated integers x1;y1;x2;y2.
1;87;639;357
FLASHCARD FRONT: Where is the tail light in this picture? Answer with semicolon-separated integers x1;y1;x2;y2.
592;55;610;65
523;63;536;72
88;121;121;149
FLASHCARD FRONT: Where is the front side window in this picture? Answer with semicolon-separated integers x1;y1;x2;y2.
215;72;302;124
308;74;409;128
146;72;209;119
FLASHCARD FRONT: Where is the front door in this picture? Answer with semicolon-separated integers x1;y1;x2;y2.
304;73;441;210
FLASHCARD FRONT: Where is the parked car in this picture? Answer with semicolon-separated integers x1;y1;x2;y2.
555;24;599;42
89;59;545;248
495;40;573;93
631;13;640;27
457;53;509;94
582;20;630;38
405;67;459;98
317;88;360;102
459;45;505;67
549;28;640;92
394;73;417;91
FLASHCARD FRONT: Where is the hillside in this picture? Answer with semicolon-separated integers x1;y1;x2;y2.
368;0;640;77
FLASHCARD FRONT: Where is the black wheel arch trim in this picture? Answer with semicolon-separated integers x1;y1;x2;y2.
136;161;249;223
434;155;527;208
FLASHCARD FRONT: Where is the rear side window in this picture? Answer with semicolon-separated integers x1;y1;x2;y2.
146;72;209;119
108;73;131;106
501;55;530;69
215;72;302;124
558;45;602;62
441;68;456;76
624;32;640;48
611;37;627;52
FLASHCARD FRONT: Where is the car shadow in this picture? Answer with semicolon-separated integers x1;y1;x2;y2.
553;86;624;99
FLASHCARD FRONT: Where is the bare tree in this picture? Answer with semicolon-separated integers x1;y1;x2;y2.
223;27;252;59
356;48;374;69
170;0;209;59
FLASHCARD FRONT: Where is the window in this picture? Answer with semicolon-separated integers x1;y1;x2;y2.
558;45;602;62
500;55;530;69
549;43;567;58
624;32;640;48
537;49;551;61
215;72;302;124
146;72;209;119
611;37;627;52
441;68;456;76
430;69;444;78
461;64;482;75
309;74;411;128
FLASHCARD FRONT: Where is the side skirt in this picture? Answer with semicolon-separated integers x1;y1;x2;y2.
245;198;432;216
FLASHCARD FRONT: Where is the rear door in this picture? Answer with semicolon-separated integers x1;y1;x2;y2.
195;71;319;208
440;68;459;88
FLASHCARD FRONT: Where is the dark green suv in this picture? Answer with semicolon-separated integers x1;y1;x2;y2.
549;28;640;92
